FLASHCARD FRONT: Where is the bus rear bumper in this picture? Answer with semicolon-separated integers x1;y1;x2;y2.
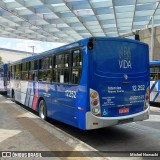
86;107;149;130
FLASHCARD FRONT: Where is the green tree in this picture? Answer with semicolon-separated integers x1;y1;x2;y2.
0;56;3;65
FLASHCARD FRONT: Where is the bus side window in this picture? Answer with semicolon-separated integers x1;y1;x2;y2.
72;68;82;84
15;64;21;80
53;53;69;84
28;60;38;81
7;66;11;81
12;65;16;79
22;62;28;80
154;74;158;80
39;70;52;82
150;65;160;81
11;66;14;80
71;50;82;84
38;56;52;83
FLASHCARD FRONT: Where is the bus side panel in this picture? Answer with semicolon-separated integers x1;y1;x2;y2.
7;80;12;97
46;45;89;130
0;77;5;92
24;81;35;108
40;83;79;128
13;81;21;102
37;82;55;113
56;84;78;127
36;82;78;128
47;45;89;130
7;80;39;110
76;46;89;130
0;64;8;93
21;81;30;106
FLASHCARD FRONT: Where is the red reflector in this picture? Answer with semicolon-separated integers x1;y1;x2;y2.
122;82;129;84
96;113;101;117
93;122;98;125
78;107;84;110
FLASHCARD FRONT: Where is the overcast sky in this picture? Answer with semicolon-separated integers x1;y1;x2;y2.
0;37;65;53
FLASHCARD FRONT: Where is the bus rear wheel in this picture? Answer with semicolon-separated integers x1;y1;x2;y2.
38;99;47;120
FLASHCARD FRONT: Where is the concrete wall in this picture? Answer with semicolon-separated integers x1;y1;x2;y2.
0;49;32;63
139;26;160;60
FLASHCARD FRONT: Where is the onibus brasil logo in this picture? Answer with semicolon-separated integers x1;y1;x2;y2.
118;46;132;69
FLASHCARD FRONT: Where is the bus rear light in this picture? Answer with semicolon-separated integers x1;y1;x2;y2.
144;87;150;110
145;87;150;101
92;100;98;106
92;107;100;114
146;96;149;100
146;89;149;94
91;92;98;99
90;88;101;116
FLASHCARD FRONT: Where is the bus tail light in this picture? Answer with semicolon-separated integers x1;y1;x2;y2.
92;100;98;106
144;87;150;110
90;89;101;116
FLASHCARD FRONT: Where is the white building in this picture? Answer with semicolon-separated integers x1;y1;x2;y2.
0;48;33;63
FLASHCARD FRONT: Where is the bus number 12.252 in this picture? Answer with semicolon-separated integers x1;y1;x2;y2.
132;85;145;91
65;90;76;98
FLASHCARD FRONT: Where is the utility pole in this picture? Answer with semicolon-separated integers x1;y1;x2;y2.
29;46;35;56
151;16;154;61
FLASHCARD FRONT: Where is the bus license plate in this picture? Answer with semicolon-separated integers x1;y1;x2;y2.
119;108;129;114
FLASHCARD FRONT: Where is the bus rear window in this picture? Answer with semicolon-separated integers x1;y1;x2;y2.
94;41;148;74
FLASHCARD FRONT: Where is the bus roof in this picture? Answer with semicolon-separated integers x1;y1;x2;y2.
9;38;87;65
9;37;148;65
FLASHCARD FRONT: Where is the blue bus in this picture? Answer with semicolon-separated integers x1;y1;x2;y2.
7;37;150;130
0;63;8;93
150;60;160;103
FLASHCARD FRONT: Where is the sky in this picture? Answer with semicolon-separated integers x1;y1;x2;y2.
0;36;135;54
0;37;65;54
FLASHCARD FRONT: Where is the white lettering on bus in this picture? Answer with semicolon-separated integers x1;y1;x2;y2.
119;60;132;69
65;90;76;98
118;46;132;69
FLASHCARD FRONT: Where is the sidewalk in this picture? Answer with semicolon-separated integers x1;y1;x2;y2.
0;95;105;160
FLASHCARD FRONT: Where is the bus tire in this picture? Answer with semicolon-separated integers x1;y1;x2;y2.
38;99;47;120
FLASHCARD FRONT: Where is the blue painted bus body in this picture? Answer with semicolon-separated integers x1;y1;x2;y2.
89;38;149;117
0;63;8;93
7;37;150;130
37;38;89;129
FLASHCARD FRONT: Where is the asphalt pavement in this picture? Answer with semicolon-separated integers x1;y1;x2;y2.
0;94;160;160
